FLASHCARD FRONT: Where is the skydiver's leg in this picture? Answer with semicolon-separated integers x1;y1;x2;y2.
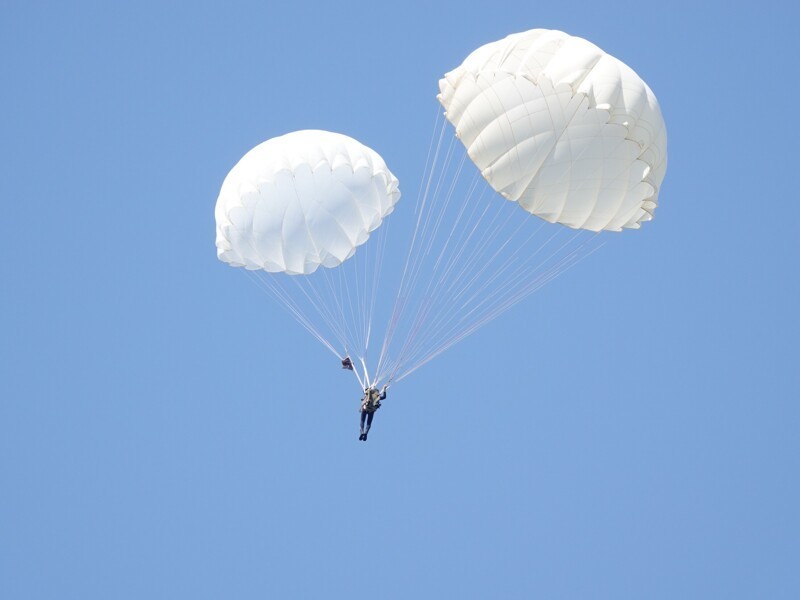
359;411;367;440
358;410;375;442
365;411;374;435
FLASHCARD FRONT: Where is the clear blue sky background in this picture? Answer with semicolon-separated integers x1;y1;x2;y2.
2;1;798;598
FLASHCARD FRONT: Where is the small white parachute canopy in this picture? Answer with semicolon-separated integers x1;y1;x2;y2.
215;130;401;274
438;28;667;231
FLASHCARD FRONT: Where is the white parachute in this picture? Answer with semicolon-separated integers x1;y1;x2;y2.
374;29;668;383
438;29;667;231
215;130;401;388
216;130;400;274
215;29;668;388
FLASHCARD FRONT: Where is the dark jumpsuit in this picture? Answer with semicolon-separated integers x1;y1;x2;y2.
359;388;386;439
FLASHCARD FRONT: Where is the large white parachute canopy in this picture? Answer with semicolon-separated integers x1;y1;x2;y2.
438;28;667;231
373;29;668;384
216;130;400;275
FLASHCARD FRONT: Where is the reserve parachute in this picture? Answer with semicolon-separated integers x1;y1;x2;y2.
216;130;399;274
215;130;400;388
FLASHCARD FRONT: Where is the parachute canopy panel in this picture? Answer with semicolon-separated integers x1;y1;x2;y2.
215;130;401;275
438;28;667;232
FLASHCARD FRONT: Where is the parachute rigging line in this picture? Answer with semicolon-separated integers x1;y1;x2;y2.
247;217;393;388
374;109;603;384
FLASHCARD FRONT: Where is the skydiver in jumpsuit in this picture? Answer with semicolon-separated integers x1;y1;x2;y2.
359;385;387;441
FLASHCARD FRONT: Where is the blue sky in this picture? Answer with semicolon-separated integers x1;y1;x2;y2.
2;1;798;598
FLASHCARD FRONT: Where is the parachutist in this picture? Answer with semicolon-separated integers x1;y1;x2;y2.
359;385;387;441
341;356;354;371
